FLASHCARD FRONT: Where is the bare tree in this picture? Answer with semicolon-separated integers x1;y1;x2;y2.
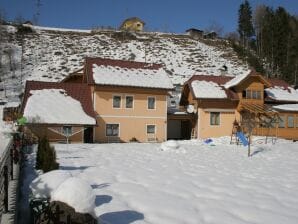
33;0;42;25
205;20;224;37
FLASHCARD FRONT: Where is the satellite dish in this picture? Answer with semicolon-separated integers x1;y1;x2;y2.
187;105;194;113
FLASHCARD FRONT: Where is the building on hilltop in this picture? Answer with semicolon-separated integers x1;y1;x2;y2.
120;17;145;32
186;28;204;40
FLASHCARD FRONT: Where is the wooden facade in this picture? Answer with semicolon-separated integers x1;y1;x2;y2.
180;72;298;141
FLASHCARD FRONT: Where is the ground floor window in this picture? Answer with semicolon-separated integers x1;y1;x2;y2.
287;115;294;128
62;126;72;136
106;124;119;136
210;112;220;126
278;116;286;128
147;125;156;134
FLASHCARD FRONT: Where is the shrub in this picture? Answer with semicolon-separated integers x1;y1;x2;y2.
36;136;59;172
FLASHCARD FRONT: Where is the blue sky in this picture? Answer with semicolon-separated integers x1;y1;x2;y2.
0;0;297;34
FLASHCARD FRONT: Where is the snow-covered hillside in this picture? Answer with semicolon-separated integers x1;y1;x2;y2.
0;24;247;102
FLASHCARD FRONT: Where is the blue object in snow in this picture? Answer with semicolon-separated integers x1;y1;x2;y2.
204;138;213;144
236;132;249;146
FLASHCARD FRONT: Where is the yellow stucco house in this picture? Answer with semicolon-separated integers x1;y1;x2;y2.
120;17;145;32
22;58;174;143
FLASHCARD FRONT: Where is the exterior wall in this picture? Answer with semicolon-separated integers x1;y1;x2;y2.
93;87;167;142
235;77;265;105
27;126;84;143
197;108;239;139
96;117;166;142
254;111;298;140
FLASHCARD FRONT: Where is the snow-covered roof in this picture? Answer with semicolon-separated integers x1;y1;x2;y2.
224;70;251;89
184;75;239;100
4;101;20;108
265;87;298;102
22;81;96;125
191;80;227;99
86;58;174;90
273;104;298;112
23;89;95;125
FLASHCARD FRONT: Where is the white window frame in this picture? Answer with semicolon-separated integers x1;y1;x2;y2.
105;123;120;137
112;95;122;109
125;95;134;109
210;112;220;126
147;96;156;110
146;124;156;134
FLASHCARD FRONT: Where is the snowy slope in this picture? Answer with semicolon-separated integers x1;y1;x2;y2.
0;24;247;102
46;138;298;224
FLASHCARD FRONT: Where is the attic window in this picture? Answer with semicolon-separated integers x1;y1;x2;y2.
244;90;262;99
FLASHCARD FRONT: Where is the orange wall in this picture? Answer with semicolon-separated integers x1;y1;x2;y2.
197;108;240;139
93;89;167;142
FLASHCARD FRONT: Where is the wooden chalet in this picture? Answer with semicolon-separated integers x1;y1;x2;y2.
178;71;298;141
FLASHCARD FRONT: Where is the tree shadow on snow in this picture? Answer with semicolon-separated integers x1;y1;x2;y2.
251;147;265;157
99;210;144;224
91;183;110;189
95;195;112;206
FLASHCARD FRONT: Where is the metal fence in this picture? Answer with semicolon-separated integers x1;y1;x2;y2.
0;139;13;221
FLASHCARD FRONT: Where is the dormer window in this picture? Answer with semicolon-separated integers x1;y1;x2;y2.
243;89;262;99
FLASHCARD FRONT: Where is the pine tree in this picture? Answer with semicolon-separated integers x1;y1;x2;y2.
238;0;254;48
35;137;46;169
36;136;59;172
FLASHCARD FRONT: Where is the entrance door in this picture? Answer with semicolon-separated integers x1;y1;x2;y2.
181;120;191;140
84;127;93;143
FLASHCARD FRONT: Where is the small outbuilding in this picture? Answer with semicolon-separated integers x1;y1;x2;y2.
120;17;145;32
186;28;204;40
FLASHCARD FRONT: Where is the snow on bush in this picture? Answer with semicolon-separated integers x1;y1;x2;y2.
30;170;72;198
51;177;96;217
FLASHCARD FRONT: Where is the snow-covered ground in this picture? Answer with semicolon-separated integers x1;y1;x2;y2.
33;138;298;224
0;106;13;158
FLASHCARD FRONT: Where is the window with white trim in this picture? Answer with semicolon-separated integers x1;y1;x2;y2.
148;97;155;109
113;95;121;108
125;96;134;109
146;125;156;134
106;124;119;136
210;112;220;126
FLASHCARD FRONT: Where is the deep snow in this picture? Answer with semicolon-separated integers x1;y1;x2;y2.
31;138;298;224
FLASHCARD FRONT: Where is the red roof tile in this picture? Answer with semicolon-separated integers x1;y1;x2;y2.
21;81;96;121
268;78;291;89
